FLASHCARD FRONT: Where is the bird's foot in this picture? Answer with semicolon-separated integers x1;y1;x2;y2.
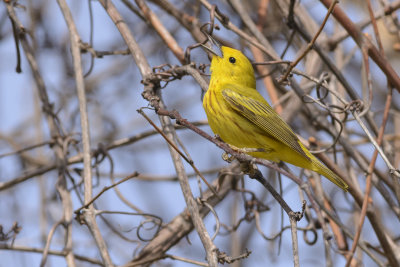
229;144;266;154
221;145;265;163
222;152;235;163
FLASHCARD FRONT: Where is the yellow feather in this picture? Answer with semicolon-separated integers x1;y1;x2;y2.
203;46;348;191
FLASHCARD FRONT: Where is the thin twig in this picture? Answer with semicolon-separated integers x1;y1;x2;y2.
0;244;103;266
345;88;393;267
138;108;219;197
135;0;185;63
279;0;338;82
319;0;400;93
74;172;139;214
129;164;242;266
56;0;113;266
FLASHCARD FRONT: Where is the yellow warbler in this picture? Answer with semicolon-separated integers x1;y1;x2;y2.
202;41;348;191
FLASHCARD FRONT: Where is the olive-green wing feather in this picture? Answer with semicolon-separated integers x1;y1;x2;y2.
222;88;311;161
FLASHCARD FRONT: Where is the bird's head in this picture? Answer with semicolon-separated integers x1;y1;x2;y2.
202;36;256;88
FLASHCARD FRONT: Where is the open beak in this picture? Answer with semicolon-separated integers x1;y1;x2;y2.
201;34;223;58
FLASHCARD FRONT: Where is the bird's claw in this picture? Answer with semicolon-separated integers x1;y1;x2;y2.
222;152;235;163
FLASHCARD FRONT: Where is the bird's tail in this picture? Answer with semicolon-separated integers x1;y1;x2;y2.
311;160;348;191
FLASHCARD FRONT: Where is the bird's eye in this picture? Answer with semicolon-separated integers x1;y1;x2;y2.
229;57;236;64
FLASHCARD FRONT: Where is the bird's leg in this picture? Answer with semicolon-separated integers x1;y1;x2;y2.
229;144;266;154
221;144;266;163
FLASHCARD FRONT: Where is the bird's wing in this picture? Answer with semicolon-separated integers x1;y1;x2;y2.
222;87;311;161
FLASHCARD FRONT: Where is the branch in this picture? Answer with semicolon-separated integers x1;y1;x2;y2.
56;0;113;265
319;0;400;93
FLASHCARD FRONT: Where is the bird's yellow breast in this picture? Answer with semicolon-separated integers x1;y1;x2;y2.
203;82;281;162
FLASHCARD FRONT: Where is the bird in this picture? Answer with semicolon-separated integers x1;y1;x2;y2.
201;37;348;191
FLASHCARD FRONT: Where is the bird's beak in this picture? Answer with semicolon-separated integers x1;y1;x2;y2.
201;34;223;58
